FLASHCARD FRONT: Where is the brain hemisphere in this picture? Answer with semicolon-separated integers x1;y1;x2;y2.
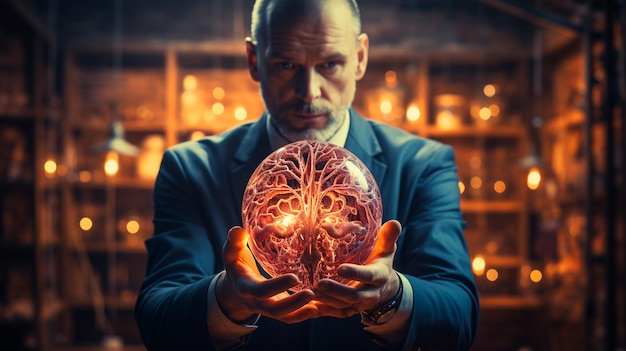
242;141;382;291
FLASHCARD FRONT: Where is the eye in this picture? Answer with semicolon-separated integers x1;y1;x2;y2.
276;61;294;70
320;61;338;70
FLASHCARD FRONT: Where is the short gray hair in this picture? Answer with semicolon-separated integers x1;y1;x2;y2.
250;0;361;45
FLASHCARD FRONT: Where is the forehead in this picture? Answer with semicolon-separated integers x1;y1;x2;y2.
263;1;356;56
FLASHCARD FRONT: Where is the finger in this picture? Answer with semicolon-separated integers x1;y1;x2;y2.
222;227;262;280
336;263;387;285
256;289;315;317
239;274;300;299
313;290;351;309
312;301;353;318
279;303;320;324
315;279;359;304
368;220;402;261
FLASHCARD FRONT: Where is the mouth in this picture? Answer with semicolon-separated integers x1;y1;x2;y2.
294;113;327;119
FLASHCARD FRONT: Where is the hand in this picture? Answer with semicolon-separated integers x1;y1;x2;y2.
313;220;402;318
216;226;318;324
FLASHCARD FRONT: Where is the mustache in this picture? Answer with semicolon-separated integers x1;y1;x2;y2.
281;102;330;115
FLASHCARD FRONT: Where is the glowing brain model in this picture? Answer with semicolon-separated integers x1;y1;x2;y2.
242;140;382;291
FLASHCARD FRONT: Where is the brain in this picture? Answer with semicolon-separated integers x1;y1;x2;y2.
242;140;382;291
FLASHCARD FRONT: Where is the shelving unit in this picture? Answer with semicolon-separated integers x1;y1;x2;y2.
0;1;65;350
358;58;548;350
60;45;265;346
539;3;625;348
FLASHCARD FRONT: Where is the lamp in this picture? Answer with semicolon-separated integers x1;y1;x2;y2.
91;117;139;157
91;0;138;158
519;27;545;191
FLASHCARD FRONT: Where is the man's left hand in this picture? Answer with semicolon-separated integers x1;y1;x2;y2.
312;219;402;318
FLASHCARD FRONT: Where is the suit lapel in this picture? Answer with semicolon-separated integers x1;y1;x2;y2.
344;109;388;189
229;114;273;214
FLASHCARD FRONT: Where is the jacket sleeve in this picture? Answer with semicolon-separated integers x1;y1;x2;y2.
394;143;480;350
135;148;221;351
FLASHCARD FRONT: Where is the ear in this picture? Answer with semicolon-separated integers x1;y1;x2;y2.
355;33;369;81
246;37;260;82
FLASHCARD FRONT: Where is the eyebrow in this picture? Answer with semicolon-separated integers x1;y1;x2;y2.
267;50;348;63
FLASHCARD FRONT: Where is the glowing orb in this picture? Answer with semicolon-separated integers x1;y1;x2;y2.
242;140;382;291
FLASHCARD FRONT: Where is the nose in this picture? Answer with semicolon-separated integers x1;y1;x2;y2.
295;68;321;103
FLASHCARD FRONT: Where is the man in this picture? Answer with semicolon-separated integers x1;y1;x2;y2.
135;0;479;350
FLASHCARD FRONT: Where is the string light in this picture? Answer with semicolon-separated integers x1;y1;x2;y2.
406;105;421;122
189;131;205;141
183;75;197;91
126;220;140;235
488;104;500;117
212;102;225;115
234;106;247;121
527;167;541;190
483;84;496;97
379;100;393;114
478;107;492;121
486;268;499;281
493;180;506;194
181;91;197;106
470;176;483;189
472;256;486;276
44;159;57;176
79;170;92;182
384;70;397;87
530;269;543;283
79;217;93;231
212;87;225;100
104;151;119;176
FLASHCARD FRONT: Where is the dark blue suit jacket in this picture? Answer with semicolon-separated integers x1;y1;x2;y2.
136;110;479;350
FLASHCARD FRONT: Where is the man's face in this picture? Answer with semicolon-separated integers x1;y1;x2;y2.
246;1;369;142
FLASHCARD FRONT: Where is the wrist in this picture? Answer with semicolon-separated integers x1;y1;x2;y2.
362;272;403;325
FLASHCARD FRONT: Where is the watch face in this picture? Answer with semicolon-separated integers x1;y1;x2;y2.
376;309;397;324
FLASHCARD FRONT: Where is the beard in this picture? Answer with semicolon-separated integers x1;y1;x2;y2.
269;102;347;142
259;79;356;143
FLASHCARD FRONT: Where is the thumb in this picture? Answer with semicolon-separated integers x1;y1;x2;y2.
223;226;249;263
368;220;402;261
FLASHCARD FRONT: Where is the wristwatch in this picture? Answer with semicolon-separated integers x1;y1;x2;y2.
362;274;403;325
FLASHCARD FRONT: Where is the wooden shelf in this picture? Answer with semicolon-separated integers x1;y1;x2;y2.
42;300;66;321
479;295;544;309
461;199;525;212
0;108;37;120
68;298;137;310
426;125;527;139
81;242;147;254
70;121;167;133
54;345;146;351
71;178;155;190
475;255;525;267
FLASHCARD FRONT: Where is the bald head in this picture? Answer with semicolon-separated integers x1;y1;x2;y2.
250;0;361;47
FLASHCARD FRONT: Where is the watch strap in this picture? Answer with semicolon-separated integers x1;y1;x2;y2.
362;273;403;324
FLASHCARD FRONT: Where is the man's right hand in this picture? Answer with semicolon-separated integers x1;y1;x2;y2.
216;226;319;324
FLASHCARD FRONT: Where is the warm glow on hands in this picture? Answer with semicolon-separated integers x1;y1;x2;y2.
217;226;318;324
312;220;402;318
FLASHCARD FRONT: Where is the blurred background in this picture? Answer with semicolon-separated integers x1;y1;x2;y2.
0;0;624;350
